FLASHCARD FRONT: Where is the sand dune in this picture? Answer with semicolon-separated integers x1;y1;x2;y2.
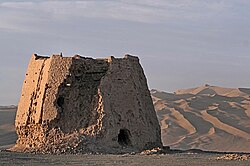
169;108;196;135
201;110;250;139
175;84;248;97
152;85;250;152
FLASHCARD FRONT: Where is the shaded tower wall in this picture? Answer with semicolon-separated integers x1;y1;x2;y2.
98;55;162;150
13;54;162;153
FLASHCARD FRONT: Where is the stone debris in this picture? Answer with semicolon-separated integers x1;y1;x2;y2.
140;147;163;155
216;154;250;161
140;146;170;155
11;54;162;154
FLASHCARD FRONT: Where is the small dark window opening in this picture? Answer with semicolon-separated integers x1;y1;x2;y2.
57;96;64;108
118;129;131;146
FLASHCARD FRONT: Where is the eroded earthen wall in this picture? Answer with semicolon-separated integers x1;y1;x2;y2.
16;54;51;127
13;54;162;153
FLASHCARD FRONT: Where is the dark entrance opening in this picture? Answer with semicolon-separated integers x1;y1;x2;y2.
118;129;131;146
57;96;64;108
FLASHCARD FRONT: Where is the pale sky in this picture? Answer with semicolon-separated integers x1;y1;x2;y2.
0;0;250;105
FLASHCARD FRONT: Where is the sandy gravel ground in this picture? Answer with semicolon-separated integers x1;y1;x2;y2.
0;151;250;166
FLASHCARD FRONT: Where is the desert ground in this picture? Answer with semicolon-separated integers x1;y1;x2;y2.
0;107;17;150
1;151;250;166
1;85;250;165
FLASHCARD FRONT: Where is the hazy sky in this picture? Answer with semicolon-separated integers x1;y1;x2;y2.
0;0;250;105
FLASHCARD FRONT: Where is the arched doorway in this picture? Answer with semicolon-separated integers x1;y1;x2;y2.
118;129;131;146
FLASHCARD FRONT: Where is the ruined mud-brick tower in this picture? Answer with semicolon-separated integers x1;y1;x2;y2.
12;54;162;153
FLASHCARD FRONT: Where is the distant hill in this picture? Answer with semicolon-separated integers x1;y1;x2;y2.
151;85;250;152
0;105;17;110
